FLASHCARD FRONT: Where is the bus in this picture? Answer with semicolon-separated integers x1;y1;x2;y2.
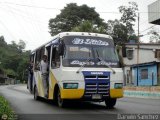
27;32;124;108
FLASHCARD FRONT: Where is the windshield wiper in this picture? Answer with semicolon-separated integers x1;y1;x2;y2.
76;50;91;74
96;50;116;74
76;58;91;74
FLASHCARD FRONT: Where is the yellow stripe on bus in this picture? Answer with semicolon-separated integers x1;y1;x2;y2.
38;73;44;97
48;71;57;99
110;89;123;98
61;89;84;99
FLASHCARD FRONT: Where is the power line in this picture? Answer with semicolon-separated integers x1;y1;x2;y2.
0;19;17;40
0;5;48;46
2;2;160;14
0;1;61;10
0;6;47;25
140;24;157;33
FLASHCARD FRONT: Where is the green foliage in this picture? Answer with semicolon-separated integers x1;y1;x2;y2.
0;36;30;81
148;29;160;43
0;96;16;120
107;19;128;44
72;20;107;34
49;3;107;36
18;40;26;51
119;2;138;35
48;2;138;45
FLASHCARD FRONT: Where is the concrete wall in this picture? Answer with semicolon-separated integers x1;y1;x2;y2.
123;44;160;66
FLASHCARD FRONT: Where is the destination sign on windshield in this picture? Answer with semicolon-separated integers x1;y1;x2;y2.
72;38;109;46
63;36;114;46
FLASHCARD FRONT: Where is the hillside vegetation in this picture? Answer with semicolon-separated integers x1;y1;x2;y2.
0;36;30;82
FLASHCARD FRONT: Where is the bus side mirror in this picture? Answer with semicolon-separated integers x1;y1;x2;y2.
58;42;64;56
122;45;126;57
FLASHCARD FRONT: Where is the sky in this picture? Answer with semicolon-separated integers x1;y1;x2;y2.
0;0;158;50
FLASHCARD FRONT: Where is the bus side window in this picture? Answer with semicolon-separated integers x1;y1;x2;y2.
35;47;45;70
51;47;60;68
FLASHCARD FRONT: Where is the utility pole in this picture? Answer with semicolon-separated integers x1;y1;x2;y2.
136;13;140;86
137;12;140;64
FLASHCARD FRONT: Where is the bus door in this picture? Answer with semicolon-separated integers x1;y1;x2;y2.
45;45;51;97
34;47;45;97
49;44;61;92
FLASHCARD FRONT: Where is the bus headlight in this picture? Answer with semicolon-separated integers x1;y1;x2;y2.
114;83;123;89
63;83;78;89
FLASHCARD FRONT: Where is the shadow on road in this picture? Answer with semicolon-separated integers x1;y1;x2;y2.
37;97;116;111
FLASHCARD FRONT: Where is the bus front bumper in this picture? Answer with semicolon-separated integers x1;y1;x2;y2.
61;89;84;99
60;88;123;100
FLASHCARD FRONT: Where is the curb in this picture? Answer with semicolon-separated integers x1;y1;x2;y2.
124;90;160;99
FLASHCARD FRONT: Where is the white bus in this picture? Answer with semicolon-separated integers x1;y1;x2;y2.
27;32;124;108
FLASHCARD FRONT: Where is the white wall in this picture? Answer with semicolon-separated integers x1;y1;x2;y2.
123;44;160;86
123;44;160;66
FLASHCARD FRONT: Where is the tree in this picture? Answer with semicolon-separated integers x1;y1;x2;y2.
0;36;7;47
119;2;138;35
18;40;26;51
48;3;107;36
72;20;107;34
0;37;30;82
107;19;128;44
148;29;160;43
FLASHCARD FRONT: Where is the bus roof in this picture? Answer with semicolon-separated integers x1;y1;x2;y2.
31;32;113;53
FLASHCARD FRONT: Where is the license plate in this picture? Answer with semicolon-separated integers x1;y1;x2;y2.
92;94;101;99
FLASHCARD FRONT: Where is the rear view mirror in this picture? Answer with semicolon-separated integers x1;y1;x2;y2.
122;45;126;57
58;42;64;56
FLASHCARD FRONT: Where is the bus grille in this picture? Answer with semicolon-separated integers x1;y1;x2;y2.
84;75;110;98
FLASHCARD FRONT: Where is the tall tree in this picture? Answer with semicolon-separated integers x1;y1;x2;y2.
48;3;107;36
119;2;138;35
107;19;128;44
0;36;30;82
18;40;26;51
0;36;7;47
72;20;107;34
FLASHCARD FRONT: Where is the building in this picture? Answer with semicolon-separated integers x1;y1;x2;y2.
131;61;160;86
0;69;16;85
122;43;160;86
148;0;160;25
0;69;7;85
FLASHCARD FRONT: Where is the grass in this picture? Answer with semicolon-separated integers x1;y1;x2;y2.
0;95;16;120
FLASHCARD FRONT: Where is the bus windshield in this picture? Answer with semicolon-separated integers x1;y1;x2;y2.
62;36;120;68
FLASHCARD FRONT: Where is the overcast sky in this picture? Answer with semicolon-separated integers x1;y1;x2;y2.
0;0;158;50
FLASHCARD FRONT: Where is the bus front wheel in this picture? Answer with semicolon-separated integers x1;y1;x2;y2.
57;89;66;107
105;98;117;108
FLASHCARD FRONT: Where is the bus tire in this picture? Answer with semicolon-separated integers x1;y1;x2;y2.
105;98;117;108
57;88;66;108
34;86;39;100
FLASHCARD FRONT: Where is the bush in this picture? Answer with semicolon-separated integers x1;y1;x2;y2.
0;96;16;120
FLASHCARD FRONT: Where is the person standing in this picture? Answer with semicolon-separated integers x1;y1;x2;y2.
28;61;34;92
40;55;49;97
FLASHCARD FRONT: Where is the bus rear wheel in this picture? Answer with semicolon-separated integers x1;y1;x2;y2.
57;89;66;107
34;86;39;100
105;98;117;108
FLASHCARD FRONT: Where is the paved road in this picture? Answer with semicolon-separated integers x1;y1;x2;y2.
0;84;160;120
